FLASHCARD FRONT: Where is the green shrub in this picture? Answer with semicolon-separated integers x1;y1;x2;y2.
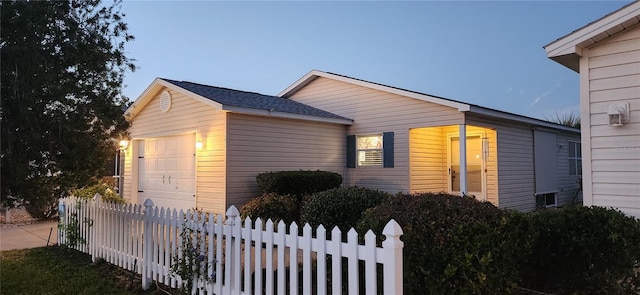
357;192;533;295
301;186;391;232
521;205;640;294
255;170;342;197
240;193;298;225
72;182;125;204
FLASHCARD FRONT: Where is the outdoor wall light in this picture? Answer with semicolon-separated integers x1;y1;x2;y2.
119;140;129;151
608;102;630;127
196;140;204;150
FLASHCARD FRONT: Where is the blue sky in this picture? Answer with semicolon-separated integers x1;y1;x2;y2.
120;0;632;120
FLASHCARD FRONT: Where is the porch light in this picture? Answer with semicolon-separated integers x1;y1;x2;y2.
119;140;129;151
196;140;204;150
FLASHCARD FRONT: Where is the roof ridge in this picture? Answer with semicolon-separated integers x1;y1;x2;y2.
160;78;273;98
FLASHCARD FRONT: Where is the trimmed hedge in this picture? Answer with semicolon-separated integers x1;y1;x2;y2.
255;170;342;197
521;205;640;294
301;186;391;233
240;193;298;225
357;193;533;295
72;182;125;204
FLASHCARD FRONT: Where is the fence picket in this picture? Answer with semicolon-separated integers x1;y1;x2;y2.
316;225;327;295
302;224;312;295
243;217;253;295
289;222;299;295
265;219;274;295
214;213;223;295
254;218;264;295
364;230;377;295
57;197;404;295
331;226;342;295
276;221;286;295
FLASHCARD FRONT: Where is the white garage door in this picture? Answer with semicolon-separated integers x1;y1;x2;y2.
138;133;196;210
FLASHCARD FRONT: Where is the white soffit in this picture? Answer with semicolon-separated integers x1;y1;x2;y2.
545;1;640;72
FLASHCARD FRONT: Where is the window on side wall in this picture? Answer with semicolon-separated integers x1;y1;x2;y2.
538;192;557;208
569;141;582;176
357;134;383;166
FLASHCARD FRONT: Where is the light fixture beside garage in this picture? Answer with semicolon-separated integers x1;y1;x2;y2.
160;90;172;113
196;140;204;150
119;140;129;152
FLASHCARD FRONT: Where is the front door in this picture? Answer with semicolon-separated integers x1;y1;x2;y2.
448;135;486;200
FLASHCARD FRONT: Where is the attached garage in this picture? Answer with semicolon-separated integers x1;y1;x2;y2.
136;133;196;210
121;78;351;213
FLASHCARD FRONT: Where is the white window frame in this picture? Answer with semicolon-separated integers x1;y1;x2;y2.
568;141;582;176
356;134;383;167
539;192;557;208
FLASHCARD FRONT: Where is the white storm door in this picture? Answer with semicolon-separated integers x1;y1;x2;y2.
448;135;486;200
137;134;196;210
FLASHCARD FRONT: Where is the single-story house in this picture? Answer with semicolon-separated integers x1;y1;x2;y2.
121;70;581;214
545;1;640;219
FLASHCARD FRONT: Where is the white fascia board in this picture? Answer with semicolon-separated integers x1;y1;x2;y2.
468;106;581;134
278;69;321;98
124;78;223;121
279;70;471;112
545;1;640;59
222;105;354;125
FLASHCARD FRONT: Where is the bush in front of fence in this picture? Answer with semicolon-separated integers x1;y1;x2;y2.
301;186;392;233
255;170;342;197
358;192;532;295
72;181;126;204
240;193;298;225
519;205;640;294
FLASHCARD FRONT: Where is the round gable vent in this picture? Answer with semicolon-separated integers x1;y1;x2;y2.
160;90;171;113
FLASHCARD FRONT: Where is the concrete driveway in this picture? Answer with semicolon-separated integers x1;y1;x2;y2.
0;221;58;251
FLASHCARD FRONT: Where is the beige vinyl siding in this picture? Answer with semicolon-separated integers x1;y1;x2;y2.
122;145;133;202
127;88;227;213
409;127;447;193
585;25;640;217
287;77;463;193
466;115;537;211
226;113;346;209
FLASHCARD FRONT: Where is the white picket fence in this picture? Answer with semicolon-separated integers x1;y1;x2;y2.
57;196;403;294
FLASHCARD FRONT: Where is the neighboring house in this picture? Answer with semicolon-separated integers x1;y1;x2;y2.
122;71;581;214
545;1;640;219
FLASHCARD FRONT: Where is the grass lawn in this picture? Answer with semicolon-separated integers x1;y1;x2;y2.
0;246;167;295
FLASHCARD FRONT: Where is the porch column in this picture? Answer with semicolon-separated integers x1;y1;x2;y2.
459;124;467;196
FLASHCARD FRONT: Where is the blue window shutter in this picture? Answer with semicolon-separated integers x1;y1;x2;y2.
383;132;394;168
347;135;356;168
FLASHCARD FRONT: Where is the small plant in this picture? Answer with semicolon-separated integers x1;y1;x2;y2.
170;220;214;295
59;200;93;248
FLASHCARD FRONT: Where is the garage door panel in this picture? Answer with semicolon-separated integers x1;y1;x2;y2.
137;133;196;210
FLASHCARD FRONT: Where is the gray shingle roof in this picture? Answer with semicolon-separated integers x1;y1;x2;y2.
161;78;351;122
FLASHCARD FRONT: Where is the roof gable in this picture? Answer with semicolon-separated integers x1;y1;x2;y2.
545;1;640;72
124;78;353;125
279;70;472;112
279;70;579;133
